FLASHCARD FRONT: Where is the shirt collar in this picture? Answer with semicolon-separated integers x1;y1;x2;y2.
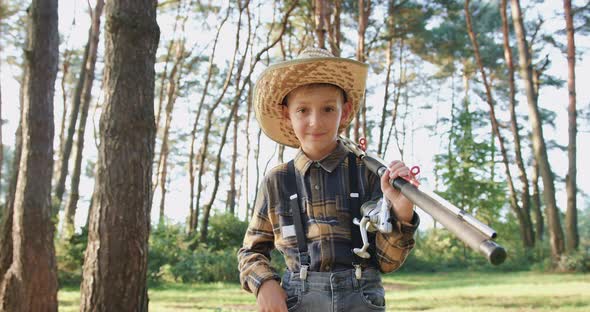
293;140;349;174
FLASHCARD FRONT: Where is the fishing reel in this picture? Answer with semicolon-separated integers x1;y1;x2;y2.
352;196;393;259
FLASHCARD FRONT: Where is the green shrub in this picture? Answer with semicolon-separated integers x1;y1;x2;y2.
56;226;88;286
171;247;240;283
556;251;590;272
205;213;248;251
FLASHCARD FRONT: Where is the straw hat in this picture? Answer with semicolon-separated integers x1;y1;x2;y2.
253;47;368;148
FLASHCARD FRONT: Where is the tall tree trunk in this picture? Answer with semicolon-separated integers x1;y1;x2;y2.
252;128;262;221
378;0;395;156
354;0;369;142
328;0;341;56
384;39;404;154
54;25;93;211
510;0;564;262
531;155;544;241
63;0;105;239
0;115;22;290
188;8;230;234
57;48;72;170
79;0;159;310
0;0;3;197
314;0;328;49
195;10;242;242
228;96;239;215
563;0;578;253
500;0;533;246
0;1;59;310
244;82;253;220
157;40;185;226
465;0;534;248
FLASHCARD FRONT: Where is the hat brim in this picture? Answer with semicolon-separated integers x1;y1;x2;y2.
254;57;368;148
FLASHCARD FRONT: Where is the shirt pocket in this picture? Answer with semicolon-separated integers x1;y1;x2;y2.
274;200;299;248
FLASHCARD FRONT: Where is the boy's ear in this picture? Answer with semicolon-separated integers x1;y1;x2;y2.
340;101;352;122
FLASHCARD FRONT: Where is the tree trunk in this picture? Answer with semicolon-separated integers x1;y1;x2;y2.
384;38;404;154
195;20;241;243
79;1;159;310
510;0;564;262
354;0;369;142
188;8;230;234
0;1;59;310
228;97;239;215
57;48;72;174
252;128;262;221
63;0;105;239
328;0;341;56
531;155;544;241
244;82;253;220
54;24;93;211
0;0;3;196
157;40;185;226
0;114;22;289
378;0;395;156
563;0;578;253
500;0;533;246
465;0;534;248
314;0;328;49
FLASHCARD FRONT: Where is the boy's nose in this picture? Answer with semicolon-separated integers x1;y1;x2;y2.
309;111;320;127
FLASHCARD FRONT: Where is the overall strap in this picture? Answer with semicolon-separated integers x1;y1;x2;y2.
287;160;310;280
348;153;366;278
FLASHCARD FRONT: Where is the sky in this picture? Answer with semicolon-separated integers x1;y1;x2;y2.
0;0;589;232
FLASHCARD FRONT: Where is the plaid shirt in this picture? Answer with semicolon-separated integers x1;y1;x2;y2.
237;141;419;296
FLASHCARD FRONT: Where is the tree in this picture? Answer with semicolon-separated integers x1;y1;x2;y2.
53;19;93;211
188;7;230;234
510;0;565;262
79;0;159;310
0;0;59;310
465;0;534;248
500;0;534;247
63;0;105;239
563;0;578;253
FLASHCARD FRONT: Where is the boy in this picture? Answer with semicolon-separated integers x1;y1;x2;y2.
238;48;419;312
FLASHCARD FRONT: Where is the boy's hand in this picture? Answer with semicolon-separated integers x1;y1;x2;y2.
380;160;414;223
257;279;288;312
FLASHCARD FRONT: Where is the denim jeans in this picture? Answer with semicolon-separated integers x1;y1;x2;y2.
281;268;386;312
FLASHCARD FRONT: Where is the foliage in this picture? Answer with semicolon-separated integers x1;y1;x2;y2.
435;100;506;225
56;227;88;286
203;213;248;251
148;213;248;284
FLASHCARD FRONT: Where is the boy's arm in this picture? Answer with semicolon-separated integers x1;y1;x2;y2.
366;167;420;273
237;182;280;296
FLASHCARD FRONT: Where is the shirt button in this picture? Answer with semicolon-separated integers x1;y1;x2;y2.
325;265;331;271
314;185;320;190
314;162;321;168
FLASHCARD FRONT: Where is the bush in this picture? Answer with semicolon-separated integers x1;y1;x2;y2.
56;227;88;286
556;251;590;273
171;247;240;283
205;213;248;251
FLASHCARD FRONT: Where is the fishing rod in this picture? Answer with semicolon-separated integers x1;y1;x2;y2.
340;135;507;265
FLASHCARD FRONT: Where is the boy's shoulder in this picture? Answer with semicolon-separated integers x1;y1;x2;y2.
260;162;290;187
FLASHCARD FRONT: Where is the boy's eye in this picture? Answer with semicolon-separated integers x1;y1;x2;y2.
296;108;306;113
324;106;335;112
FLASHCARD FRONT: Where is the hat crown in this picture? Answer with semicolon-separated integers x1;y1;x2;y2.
298;47;334;59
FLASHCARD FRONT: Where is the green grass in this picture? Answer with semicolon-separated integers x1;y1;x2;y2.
58;271;590;311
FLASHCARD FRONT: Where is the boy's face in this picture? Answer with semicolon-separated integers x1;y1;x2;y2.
282;84;351;160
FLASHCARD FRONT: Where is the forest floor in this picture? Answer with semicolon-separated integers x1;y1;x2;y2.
58;271;590;311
